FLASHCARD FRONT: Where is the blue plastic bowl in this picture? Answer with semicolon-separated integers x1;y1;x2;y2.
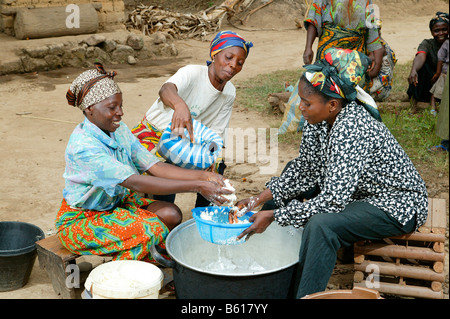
192;206;254;245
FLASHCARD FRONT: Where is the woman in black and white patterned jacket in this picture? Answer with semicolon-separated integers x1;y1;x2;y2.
237;48;428;298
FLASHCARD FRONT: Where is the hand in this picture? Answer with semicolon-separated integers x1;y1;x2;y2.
303;47;314;65
431;73;439;84
203;171;225;187
408;70;418;86
368;68;378;78
235;196;260;214
367;58;378;77
237;210;275;241
198;181;233;206
367;60;375;73
171;103;194;143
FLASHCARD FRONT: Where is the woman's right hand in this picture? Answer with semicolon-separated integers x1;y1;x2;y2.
171;102;194;143
408;69;419;86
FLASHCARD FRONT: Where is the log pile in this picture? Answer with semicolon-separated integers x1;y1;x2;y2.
125;0;272;40
126;5;219;40
353;198;447;299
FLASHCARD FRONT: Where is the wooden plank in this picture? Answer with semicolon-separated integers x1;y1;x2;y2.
36;245;78;299
419;198;447;234
354;282;443;299
36;235;78;263
354;260;445;282
354;243;444;262
431;198;447;233
418;198;434;233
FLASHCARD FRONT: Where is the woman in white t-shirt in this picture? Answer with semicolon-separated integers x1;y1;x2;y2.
132;30;253;206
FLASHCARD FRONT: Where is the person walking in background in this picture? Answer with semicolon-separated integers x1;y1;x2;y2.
302;0;384;90
278;0;386;135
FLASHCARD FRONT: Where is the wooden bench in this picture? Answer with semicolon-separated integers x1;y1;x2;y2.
36;235;81;299
353;198;447;299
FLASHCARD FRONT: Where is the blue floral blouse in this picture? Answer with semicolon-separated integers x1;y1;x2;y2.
63;118;159;211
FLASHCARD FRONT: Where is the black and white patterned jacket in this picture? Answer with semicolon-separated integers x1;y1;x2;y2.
267;102;428;229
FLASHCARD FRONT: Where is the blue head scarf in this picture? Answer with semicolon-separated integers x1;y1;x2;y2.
207;30;253;65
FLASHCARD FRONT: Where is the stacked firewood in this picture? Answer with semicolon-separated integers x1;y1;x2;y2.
125;0;271;40
126;5;220;40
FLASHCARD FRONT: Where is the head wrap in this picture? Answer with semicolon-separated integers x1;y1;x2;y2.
429;12;449;30
303;47;381;121
66;62;121;111
207;30;253;66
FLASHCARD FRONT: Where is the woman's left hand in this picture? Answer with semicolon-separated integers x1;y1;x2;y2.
203;171;225;187
237;210;275;241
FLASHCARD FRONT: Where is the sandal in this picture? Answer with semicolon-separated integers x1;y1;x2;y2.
428;144;449;153
164;280;176;293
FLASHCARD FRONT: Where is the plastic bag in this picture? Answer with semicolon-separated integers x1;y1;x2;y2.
156;119;223;170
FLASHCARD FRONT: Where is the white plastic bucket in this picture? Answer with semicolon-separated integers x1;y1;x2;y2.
84;260;163;299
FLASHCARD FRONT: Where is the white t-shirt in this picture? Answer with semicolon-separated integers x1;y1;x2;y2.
144;64;236;145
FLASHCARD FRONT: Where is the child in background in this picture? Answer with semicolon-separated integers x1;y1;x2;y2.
430;37;449;114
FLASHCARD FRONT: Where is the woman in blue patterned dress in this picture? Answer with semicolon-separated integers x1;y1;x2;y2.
56;63;231;262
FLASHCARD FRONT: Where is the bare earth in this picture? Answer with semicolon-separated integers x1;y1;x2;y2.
0;0;448;299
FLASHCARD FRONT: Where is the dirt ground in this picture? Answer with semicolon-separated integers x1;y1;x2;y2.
0;0;448;299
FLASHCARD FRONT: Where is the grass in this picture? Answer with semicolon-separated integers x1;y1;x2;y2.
234;62;449;174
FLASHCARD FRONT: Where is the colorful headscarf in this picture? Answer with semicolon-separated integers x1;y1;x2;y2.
207;30;253;65
304;47;382;121
429;11;449;30
66;62;121;111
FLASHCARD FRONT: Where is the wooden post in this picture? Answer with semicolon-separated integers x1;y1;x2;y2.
354;260;445;282
354;282;443;299
353;243;444;262
36;235;80;299
352;197;447;299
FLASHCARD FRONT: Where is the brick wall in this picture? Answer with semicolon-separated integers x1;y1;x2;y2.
0;0;126;36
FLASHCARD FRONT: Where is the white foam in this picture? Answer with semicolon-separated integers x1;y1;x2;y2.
203;246;266;274
222;179;237;206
